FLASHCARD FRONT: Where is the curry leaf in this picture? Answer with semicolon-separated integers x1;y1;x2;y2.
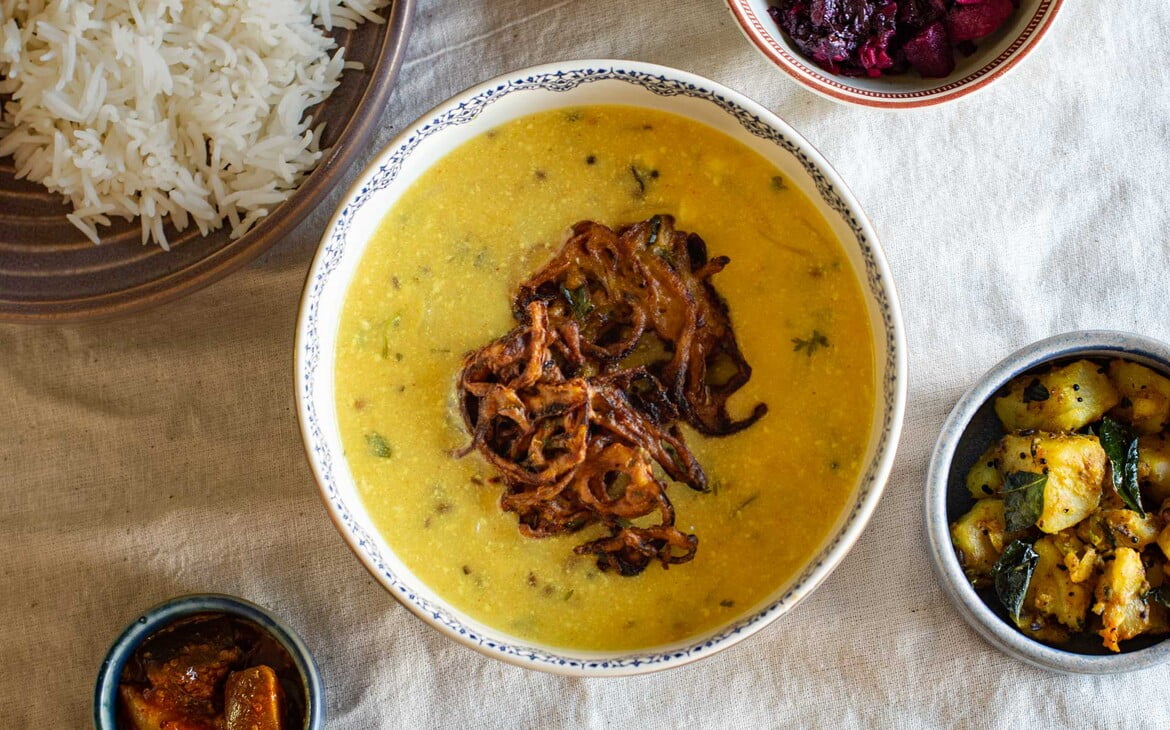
561;285;593;318
1099;416;1129;482
1148;587;1170;608
1100;417;1145;515
1121;437;1145;515
365;432;392;458
993;540;1039;623
1004;470;1046;492
1002;471;1046;532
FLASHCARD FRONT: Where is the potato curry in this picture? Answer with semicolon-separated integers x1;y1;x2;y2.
952;358;1170;651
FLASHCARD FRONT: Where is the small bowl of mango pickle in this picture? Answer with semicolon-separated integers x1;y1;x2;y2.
94;594;324;728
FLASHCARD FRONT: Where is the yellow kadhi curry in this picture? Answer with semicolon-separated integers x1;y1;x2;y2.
334;105;875;650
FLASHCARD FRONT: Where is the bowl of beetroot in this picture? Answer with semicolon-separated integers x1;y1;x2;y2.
725;0;1064;108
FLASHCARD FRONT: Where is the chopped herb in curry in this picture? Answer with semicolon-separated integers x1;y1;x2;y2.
792;330;830;356
365;432;392;458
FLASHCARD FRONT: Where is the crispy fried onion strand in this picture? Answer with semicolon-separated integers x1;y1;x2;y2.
516;216;767;435
458;216;765;575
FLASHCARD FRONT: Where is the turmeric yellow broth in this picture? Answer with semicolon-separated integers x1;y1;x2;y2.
334;106;875;650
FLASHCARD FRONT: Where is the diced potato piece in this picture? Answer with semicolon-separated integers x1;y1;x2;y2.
1076;511;1113;551
950;499;1007;585
1157;500;1170;563
225;665;284;730
998;432;1105;533
1138;434;1170;504
995;360;1120;432
1108;360;1170;434
1093;547;1150;652
1067;547;1099;583
1102;509;1162;550
965;445;1004;499
1148;557;1166;588
1158;524;1170;563
1147;558;1170;635
1052;528;1099;583
1027;536;1093;631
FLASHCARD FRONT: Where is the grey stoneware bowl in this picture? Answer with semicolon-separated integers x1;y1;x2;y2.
93;593;324;728
926;331;1170;674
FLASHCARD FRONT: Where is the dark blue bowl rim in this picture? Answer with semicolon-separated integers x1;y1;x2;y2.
925;330;1170;674
93;593;324;729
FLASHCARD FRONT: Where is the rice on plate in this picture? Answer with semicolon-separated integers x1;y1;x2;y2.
0;0;388;248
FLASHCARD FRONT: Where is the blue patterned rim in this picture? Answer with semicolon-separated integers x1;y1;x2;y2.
295;60;907;674
93;593;324;728
926;331;1170;674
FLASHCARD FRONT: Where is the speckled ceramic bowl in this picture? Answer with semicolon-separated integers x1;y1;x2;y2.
725;0;1064;108
93;594;324;728
295;60;907;676
926;331;1170;674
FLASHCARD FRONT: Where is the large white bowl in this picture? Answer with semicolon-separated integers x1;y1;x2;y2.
295;60;907;675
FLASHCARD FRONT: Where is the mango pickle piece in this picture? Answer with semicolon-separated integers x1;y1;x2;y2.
224;665;285;730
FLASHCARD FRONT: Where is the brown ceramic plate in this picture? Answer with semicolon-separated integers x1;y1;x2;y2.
0;0;414;323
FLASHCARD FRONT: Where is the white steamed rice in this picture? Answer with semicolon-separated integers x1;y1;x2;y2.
0;0;388;248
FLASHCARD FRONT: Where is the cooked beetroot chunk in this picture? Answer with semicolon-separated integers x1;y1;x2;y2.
859;3;898;75
769;0;898;76
947;0;1015;41
769;0;1017;79
902;21;956;77
898;0;946;27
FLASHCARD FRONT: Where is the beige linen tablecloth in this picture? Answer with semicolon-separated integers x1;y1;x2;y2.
3;0;1170;726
